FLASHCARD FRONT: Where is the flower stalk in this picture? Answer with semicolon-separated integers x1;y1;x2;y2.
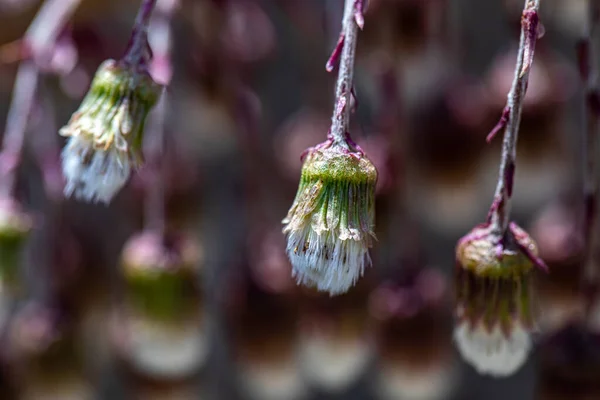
326;0;365;150
486;0;541;236
452;0;547;378
143;0;176;236
59;0;162;204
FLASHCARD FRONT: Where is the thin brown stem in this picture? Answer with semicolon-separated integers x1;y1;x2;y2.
487;0;541;235
327;0;365;149
123;0;158;68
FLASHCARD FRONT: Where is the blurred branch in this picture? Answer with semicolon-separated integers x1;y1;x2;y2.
23;0;80;67
143;0;177;235
326;0;365;149
486;0;541;236
0;60;38;197
0;0;82;196
578;0;600;314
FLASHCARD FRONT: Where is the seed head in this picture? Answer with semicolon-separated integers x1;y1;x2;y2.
60;59;161;204
453;222;545;377
282;141;377;296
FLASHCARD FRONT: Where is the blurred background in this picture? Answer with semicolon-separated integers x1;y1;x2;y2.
0;0;595;399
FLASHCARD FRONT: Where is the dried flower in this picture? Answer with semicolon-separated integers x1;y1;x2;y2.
282;141;377;296
60;59;161;204
453;221;545;377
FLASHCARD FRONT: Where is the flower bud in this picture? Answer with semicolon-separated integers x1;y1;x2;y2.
60;59;161;204
282;142;377;295
119;230;207;379
0;196;32;287
453;222;545;377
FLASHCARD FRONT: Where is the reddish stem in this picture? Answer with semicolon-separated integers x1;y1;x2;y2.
488;0;541;236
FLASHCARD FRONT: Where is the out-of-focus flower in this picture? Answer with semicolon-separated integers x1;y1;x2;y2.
8;303;92;400
117;230;207;380
297;282;375;393
60;59;161;204
371;269;458;400
0;196;32;286
282;141;377;296
454;222;545;377
230;279;306;400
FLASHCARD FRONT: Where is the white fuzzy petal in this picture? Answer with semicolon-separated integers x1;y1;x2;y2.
298;335;373;392
286;225;370;295
61;136;130;204
453;322;531;377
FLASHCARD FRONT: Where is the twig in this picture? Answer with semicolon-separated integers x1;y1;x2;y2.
486;0;541;236
23;0;81;68
0;61;39;197
123;0;158;68
577;0;600;311
143;0;176;235
326;0;365;149
0;0;82;197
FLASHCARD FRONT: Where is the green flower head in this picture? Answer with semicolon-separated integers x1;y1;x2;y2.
453;221;545;377
60;59;162;204
282;141;377;296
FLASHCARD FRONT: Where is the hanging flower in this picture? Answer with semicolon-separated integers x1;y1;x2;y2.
60;59;161;204
282;141;377;296
453;221;546;377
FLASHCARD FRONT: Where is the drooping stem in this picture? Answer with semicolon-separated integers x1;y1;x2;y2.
143;0;176;235
0;0;82;196
487;0;541;235
123;0;158;68
327;0;365;149
0;61;39;197
578;0;600;306
23;0;81;66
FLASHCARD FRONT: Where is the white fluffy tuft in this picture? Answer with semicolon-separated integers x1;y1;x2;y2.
286;225;370;295
453;321;531;377
61;136;130;204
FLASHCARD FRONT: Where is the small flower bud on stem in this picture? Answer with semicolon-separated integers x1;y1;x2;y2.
59;0;162;204
453;0;548;378
282;0;377;295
